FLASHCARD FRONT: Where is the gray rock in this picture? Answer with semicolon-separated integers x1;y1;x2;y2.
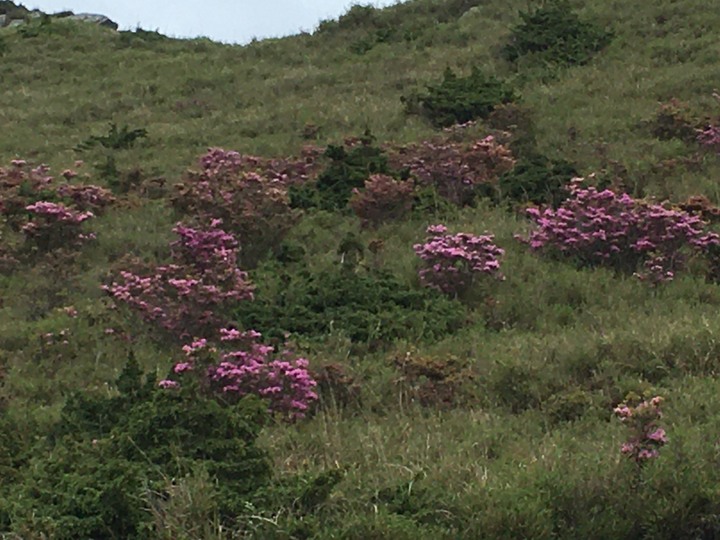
0;14;6;27
67;13;118;31
8;19;23;28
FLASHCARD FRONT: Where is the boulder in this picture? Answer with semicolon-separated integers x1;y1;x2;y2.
67;13;118;30
0;14;6;27
7;19;22;27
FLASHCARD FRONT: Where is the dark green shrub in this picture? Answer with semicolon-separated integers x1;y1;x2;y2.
502;0;612;66
234;263;468;345
497;153;577;207
337;4;379;30
349;36;376;55
7;356;272;537
403;67;516;127
117;27;170;48
373;477;464;531
544;387;596;424
17;14;52;38
76;122;148;152
411;185;459;218
289;132;390;210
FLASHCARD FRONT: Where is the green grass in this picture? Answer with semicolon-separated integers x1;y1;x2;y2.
3;0;720;536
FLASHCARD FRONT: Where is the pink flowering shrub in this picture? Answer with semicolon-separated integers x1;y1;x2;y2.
55;183;115;215
388;135;515;206
614;395;668;464
22;201;95;252
0;161;56;229
104;220;254;340
172;148;317;267
160;328;318;420
349;174;415;227
414;224;504;296
520;178;720;283
697;124;720;153
0;159;113;257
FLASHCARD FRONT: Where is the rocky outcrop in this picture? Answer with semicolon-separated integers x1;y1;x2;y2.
66;13;118;31
0;2;118;30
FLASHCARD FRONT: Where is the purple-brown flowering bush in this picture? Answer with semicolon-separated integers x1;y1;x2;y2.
697;124;720;154
0;159;113;257
414;224;504;296
614;395;668;464
55;183;115;215
161;328;318;421
388;135;515;206
22;201;95;252
172;148;317;267
520;178;720;283
104;219;254;341
349;174;415;227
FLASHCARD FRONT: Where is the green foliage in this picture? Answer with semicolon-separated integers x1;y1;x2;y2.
235;262;467;345
404;67;516;127
544;387;597;424
502;0;613;66
6;356;272;537
75;122;148;152
290;132;390;210
497;152;577;207
651;98;699;143
117;27;171;49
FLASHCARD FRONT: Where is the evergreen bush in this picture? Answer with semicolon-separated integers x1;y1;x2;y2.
502;0;612;66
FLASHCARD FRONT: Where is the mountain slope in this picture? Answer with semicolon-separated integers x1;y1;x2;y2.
3;0;720;537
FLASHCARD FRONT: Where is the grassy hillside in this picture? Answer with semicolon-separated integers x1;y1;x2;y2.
3;0;720;537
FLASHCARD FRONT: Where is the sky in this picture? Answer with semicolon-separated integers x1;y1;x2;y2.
24;0;399;44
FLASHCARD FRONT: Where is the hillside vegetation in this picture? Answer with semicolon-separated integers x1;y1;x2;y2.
2;0;720;537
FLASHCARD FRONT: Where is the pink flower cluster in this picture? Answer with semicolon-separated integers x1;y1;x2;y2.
697;125;720;153
55;183;115;214
172;148;314;267
349;174;415;227
0;159;113;255
520;178;720;283
388;135;515;206
414;224;504;296
614;396;667;463
0;161;54;225
161;328;318;420
22;201;96;251
104;220;254;340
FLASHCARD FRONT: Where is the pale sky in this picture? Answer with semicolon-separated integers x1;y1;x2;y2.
24;1;399;44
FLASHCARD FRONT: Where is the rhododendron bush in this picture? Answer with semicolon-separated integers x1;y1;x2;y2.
104;220;254;340
161;328;318;420
22;201;96;252
614;395;668;464
172;148;316;267
414;224;504;296
388;135;515;206
697;124;720;154
349;173;415;227
520;178;720;283
0;159;113;256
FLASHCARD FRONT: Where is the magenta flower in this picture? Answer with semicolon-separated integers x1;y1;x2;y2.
171;328;318;421
615;395;667;464
414;224;504;296
520;178;720;283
